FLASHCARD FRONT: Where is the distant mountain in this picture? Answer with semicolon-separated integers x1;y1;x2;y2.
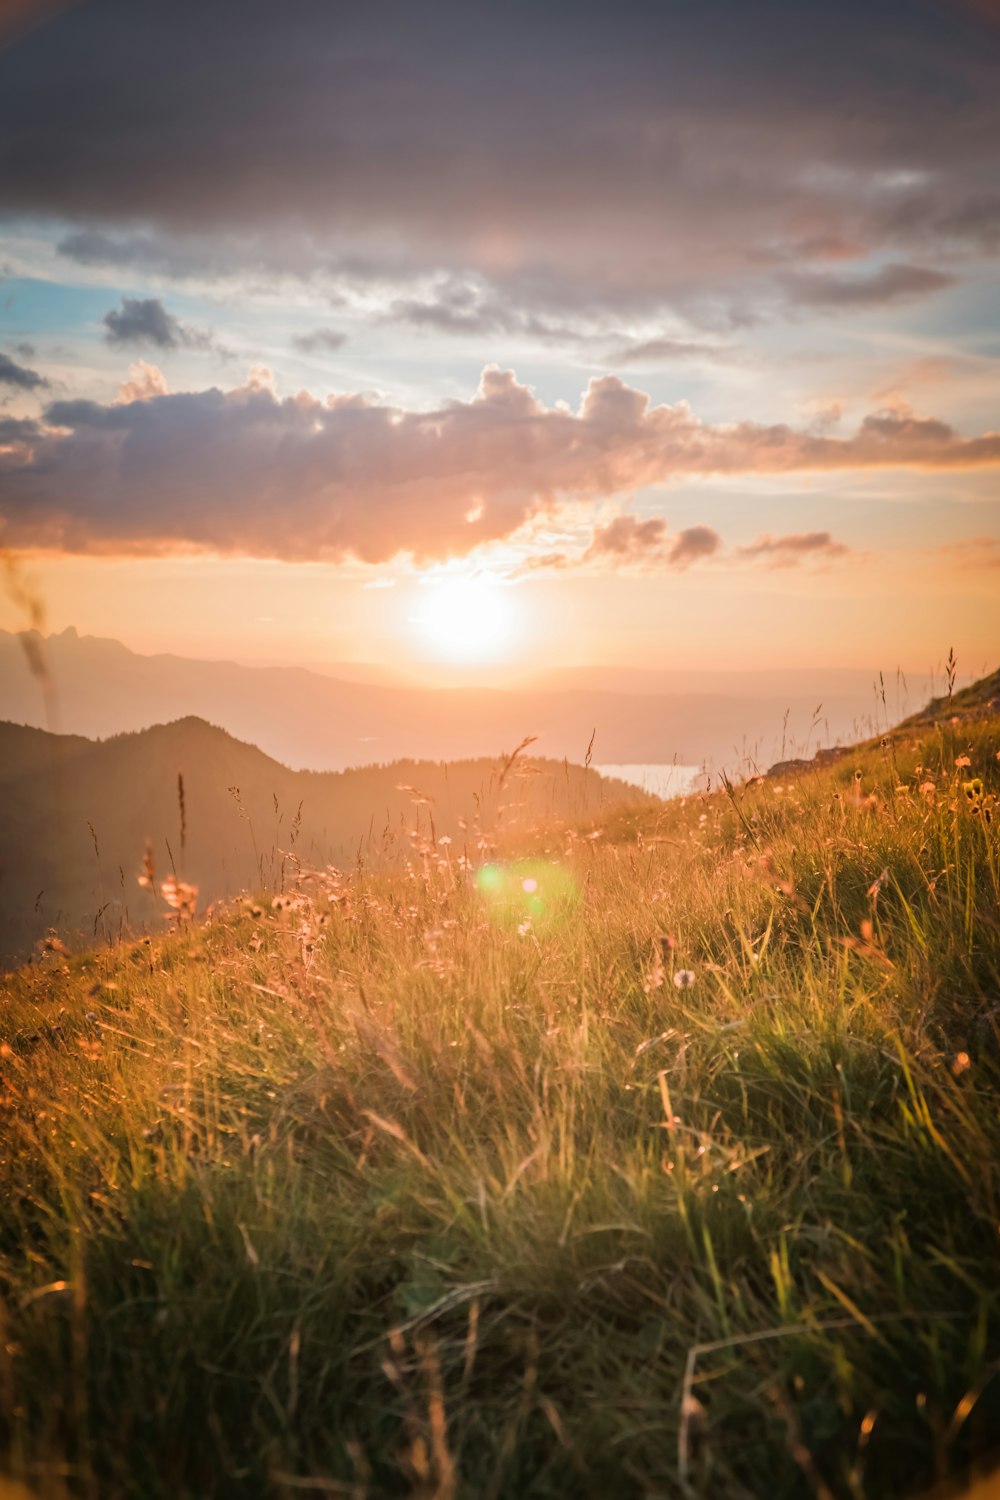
0;628;919;773
0;717;650;966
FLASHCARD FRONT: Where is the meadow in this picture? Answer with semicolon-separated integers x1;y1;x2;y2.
1;681;999;1499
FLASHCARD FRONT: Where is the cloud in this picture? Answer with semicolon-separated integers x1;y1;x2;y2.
585;516;668;558
582;516;721;569
102;296;221;354
0;416;40;443
782;262;955;309
387;276;603;346
58;227;232;280
937;535;1000;568
291;328;347;354
103;297;185;349
116;361;169;404
4;2;998;331
2;367;998;563
611;337;733;367
525;517;722;574
668;525;723;569
0;350;48;390
737;531;853;568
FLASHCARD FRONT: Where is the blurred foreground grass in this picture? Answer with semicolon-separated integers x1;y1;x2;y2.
2;704;1000;1498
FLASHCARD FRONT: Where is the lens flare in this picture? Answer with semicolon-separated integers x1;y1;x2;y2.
475;859;578;929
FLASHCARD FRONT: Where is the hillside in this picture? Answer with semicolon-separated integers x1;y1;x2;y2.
0;627;931;772
0;717;652;967
0;673;998;1497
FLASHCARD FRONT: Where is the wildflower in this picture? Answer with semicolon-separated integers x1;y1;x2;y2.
955;755;971;769
161;875;198;921
643;960;665;994
963;778;983;802
952;1051;971;1077
673;968;696;990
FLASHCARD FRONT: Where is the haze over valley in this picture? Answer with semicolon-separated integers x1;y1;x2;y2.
1;626;943;773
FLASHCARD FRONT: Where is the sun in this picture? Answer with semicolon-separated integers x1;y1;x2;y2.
410;573;518;661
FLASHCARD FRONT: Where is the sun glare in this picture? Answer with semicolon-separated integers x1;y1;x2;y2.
411;574;517;661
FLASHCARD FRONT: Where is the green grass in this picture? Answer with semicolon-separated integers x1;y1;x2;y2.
2;711;999;1498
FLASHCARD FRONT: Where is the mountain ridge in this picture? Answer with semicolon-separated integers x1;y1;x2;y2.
0;626;936;772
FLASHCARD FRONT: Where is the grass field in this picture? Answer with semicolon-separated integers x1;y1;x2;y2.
2;692;999;1498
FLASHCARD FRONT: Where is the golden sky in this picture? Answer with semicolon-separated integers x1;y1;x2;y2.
1;0;998;679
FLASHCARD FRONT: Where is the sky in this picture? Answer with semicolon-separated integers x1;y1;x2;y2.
0;0;998;682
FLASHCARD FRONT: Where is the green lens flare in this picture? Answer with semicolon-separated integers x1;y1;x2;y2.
475;859;579;928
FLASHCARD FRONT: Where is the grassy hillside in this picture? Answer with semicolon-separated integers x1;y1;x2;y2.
1;684;999;1497
0;718;650;966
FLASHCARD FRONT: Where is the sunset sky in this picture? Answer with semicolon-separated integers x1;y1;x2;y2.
1;0;998;680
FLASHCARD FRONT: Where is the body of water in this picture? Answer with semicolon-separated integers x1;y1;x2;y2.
597;763;702;799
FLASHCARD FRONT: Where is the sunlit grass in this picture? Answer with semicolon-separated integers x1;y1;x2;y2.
1;708;999;1497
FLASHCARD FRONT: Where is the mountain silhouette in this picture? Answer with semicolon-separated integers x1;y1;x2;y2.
0;716;649;965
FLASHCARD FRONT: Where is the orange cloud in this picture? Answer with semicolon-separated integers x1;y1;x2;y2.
937;536;1000;569
116;361;169;404
737;531;854;568
2;368;998;563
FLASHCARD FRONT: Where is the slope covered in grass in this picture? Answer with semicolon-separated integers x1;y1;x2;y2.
1;692;999;1498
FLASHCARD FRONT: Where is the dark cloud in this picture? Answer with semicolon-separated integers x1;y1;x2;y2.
0;416;40;442
612;337;732;366
102;296;228;357
388;277;601;345
2;367;998;564
1;0;997;327
291;328;347;354
103;297;186;350
0;351;48;390
782;262;954;309
58;227;244;280
738;531;852;567
391;278;504;336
